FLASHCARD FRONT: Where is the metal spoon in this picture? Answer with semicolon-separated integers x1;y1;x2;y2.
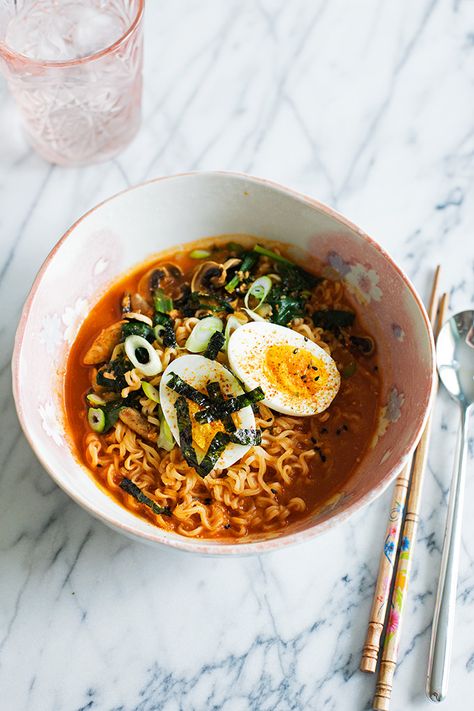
427;310;474;702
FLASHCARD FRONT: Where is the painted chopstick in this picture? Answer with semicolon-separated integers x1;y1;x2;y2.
372;292;448;711
360;265;441;674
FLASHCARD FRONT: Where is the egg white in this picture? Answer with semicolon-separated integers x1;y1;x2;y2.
227;321;340;416
159;354;256;470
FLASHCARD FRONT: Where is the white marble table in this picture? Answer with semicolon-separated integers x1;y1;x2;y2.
1;1;473;709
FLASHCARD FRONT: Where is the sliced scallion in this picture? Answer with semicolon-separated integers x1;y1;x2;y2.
86;393;107;407
224;313;247;350
185;316;223;353
157;407;175;451
244;276;272;311
125;335;162;377
189;249;211;259
88;407;106;433
153;287;173;314
142;381;160;403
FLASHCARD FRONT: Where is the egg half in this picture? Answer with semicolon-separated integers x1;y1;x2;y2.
227;322;340;416
159;354;256;470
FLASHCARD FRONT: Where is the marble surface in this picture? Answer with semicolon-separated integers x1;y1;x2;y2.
1;1;473;709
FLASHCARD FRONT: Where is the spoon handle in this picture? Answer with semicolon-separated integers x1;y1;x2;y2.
426;406;470;702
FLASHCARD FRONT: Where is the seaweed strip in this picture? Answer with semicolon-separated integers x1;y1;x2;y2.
119;478;171;516
166;373;211;407
206;381;236;432
194;386;265;424
154;312;177;348
174;396;198;468
203;331;225;360
194;432;230;477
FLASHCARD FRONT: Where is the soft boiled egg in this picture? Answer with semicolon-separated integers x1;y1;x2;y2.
159;354;256;470
227;322;340;416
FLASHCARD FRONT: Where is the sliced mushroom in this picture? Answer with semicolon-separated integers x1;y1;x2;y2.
191;258;241;292
123;312;154;327
138;263;185;301
119;407;158;442
130;293;153;318
83;322;124;365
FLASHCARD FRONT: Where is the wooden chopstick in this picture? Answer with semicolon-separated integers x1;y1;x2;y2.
360;265;441;673
372;291;448;711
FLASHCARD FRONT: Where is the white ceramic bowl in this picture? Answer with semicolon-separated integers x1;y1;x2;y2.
13;172;435;554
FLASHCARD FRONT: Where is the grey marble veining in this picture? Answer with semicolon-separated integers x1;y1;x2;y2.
0;1;473;709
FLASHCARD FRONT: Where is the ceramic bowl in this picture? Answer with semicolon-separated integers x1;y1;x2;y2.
12;172;435;554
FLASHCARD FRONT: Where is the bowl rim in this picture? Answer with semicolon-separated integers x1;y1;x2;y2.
12;170;436;555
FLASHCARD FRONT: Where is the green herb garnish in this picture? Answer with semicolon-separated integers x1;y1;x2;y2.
119;478;171;516
225;251;259;293
312;310;355;330
252;244;295;266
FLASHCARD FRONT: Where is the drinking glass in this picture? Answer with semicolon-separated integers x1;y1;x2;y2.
0;0;144;166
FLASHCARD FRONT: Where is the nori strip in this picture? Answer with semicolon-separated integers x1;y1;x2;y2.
95;356;131;392
194;386;265;424
203;331;225;360
122;320;155;343
194;431;230;477
206;381;236;432
154;312;177;348
174;396;198;468
119;478;171;516
228;428;262;446
166;373;211;408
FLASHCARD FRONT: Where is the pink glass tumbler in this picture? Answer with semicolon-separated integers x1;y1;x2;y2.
0;0;144;166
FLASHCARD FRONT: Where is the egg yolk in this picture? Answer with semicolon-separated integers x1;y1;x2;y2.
263;345;328;398
188;400;227;453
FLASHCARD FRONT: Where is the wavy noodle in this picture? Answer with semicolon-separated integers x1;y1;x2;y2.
77;245;380;541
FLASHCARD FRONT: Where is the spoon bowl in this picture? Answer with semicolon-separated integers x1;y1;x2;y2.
436;309;474;408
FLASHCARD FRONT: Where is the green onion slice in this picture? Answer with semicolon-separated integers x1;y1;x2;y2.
157;407;175;451
224;313;246;350
125;335;162;377
142;381;160;403
244;276;272;311
88;407;106;433
153;287;173;314
86;393;106;407
185;316;223;353
189;249;211;259
119;477;171;516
